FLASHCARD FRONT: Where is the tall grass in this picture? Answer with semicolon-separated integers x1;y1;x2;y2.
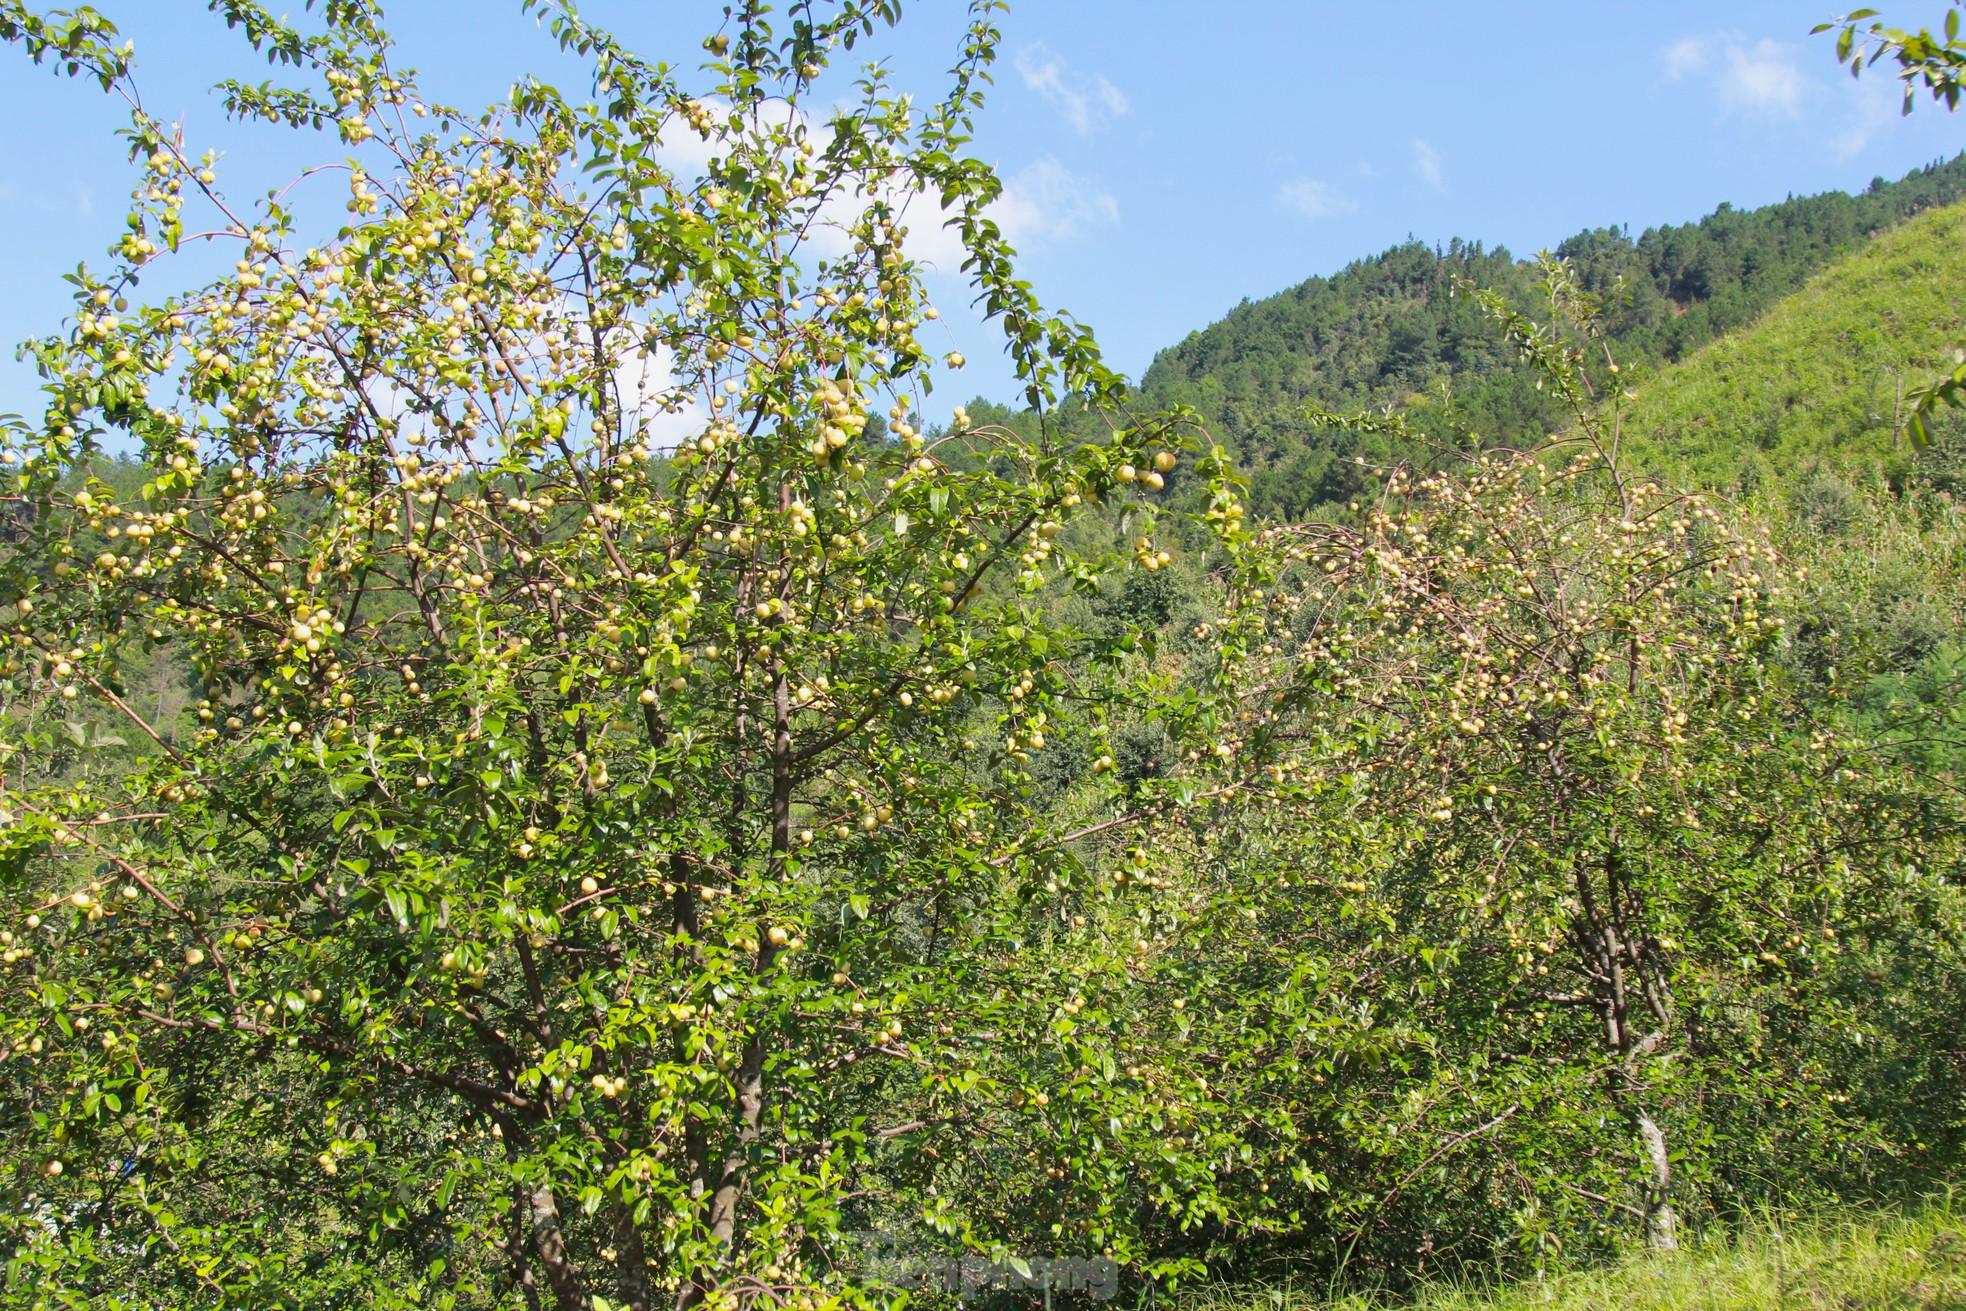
1615;200;1966;495
1172;1197;1966;1311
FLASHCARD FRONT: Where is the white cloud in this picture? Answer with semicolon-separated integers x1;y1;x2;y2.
609;336;705;453
643;100;1113;275
1662;35;1707;81
1276;177;1357;221
1659;27;1937;161
883;196;969;272
651;96;807;182
1663;33;1808;118
990;156;1121;246
1830;72;1903;159
1721;39;1806;116
784;157;1115;282
1015;42;1130;137
1410;137;1445;191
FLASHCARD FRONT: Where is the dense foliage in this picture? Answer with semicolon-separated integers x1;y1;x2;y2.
1;5;1963;1311
0;3;1264;1306
1183;275;1966;1275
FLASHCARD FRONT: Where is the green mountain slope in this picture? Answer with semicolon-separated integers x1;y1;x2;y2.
1614;198;1966;495
1138;155;1966;519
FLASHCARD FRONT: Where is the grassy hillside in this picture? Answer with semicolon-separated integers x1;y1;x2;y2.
1616;199;1966;496
1138;156;1966;518
1186;1202;1966;1311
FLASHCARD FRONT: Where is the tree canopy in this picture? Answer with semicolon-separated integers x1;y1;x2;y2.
1;6;1964;1311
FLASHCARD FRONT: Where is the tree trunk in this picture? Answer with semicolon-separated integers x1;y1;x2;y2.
680;656;791;1308
504;1185;546;1311
528;1182;588;1311
708;666;791;1247
1636;1107;1679;1251
614;1202;654;1311
1575;848;1682;1252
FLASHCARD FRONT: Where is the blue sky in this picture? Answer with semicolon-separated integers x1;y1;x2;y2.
1;1;1961;420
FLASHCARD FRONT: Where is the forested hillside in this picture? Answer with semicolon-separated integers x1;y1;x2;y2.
1141;155;1966;518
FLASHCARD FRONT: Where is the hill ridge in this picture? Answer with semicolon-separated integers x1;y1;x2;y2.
1137;154;1966;519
